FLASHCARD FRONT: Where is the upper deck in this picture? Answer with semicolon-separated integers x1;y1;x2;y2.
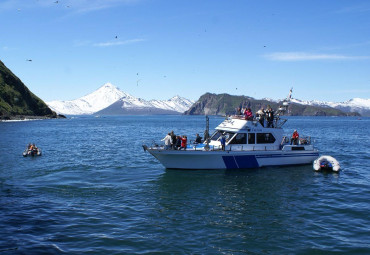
215;115;284;133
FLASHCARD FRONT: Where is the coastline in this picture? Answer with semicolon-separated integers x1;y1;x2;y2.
0;114;66;122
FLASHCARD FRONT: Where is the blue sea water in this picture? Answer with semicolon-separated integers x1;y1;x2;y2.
0;115;369;254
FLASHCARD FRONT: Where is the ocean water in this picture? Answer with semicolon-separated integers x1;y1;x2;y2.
0;115;369;254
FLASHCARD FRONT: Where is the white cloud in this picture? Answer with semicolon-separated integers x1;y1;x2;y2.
0;0;140;13
93;39;145;47
264;52;370;61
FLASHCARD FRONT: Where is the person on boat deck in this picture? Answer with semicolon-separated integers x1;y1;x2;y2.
291;130;299;145
161;133;173;150
265;105;274;128
244;108;253;120
220;134;226;151
256;108;265;127
175;136;182;150
170;131;177;150
179;135;187;150
235;107;242;115
194;133;202;144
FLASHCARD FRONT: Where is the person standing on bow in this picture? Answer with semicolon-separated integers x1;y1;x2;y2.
179;135;188;150
170;131;177;150
161;132;173;150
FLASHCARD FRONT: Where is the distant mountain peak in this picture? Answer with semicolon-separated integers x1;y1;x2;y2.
46;83;194;115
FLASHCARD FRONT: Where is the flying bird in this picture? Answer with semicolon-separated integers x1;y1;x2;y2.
54;1;59;3
115;36;118;39
26;59;32;62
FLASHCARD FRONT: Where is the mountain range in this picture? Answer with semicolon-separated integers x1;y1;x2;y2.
46;83;194;115
290;98;370;117
47;84;370;116
184;93;367;116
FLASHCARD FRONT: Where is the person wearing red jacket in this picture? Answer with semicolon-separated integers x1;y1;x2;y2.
244;108;253;120
179;135;187;150
291;130;299;145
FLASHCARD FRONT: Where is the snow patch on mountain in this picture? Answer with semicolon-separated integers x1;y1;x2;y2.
149;96;194;113
289;98;370;116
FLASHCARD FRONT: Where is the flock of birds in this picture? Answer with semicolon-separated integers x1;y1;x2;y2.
22;0;268;90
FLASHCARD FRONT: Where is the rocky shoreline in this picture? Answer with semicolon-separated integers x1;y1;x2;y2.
0;114;66;121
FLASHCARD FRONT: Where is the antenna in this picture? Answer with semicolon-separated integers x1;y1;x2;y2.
274;88;293;127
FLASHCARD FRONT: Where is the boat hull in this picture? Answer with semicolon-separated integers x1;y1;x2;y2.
147;149;319;170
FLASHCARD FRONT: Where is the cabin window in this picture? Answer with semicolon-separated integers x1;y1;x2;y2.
248;133;255;144
211;131;235;142
256;133;276;144
229;133;247;144
210;131;222;141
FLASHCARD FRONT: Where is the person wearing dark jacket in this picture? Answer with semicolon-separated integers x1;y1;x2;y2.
194;133;202;144
171;131;177;150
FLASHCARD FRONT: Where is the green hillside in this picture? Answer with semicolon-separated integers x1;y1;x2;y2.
0;60;57;120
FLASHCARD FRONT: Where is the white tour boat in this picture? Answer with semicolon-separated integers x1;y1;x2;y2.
143;89;319;170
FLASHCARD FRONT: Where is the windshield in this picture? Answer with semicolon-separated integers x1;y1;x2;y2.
211;131;236;142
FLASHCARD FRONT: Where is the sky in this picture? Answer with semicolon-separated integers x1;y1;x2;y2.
1;0;370;103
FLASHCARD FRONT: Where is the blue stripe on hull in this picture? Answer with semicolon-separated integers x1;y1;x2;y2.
222;156;238;169
222;155;259;169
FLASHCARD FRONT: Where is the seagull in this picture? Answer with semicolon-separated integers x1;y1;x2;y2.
26;59;32;62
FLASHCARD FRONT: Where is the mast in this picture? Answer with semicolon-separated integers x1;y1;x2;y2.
274;87;293;127
204;115;210;151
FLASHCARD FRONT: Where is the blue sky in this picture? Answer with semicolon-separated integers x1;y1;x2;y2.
1;0;370;102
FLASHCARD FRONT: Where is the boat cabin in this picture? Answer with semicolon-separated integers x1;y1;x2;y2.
206;117;312;151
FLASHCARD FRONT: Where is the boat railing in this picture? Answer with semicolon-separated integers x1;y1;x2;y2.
281;136;312;146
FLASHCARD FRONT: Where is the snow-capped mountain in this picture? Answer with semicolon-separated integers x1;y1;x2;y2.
46;83;194;115
149;96;194;113
47;83;129;115
290;98;370;116
95;95;194;115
